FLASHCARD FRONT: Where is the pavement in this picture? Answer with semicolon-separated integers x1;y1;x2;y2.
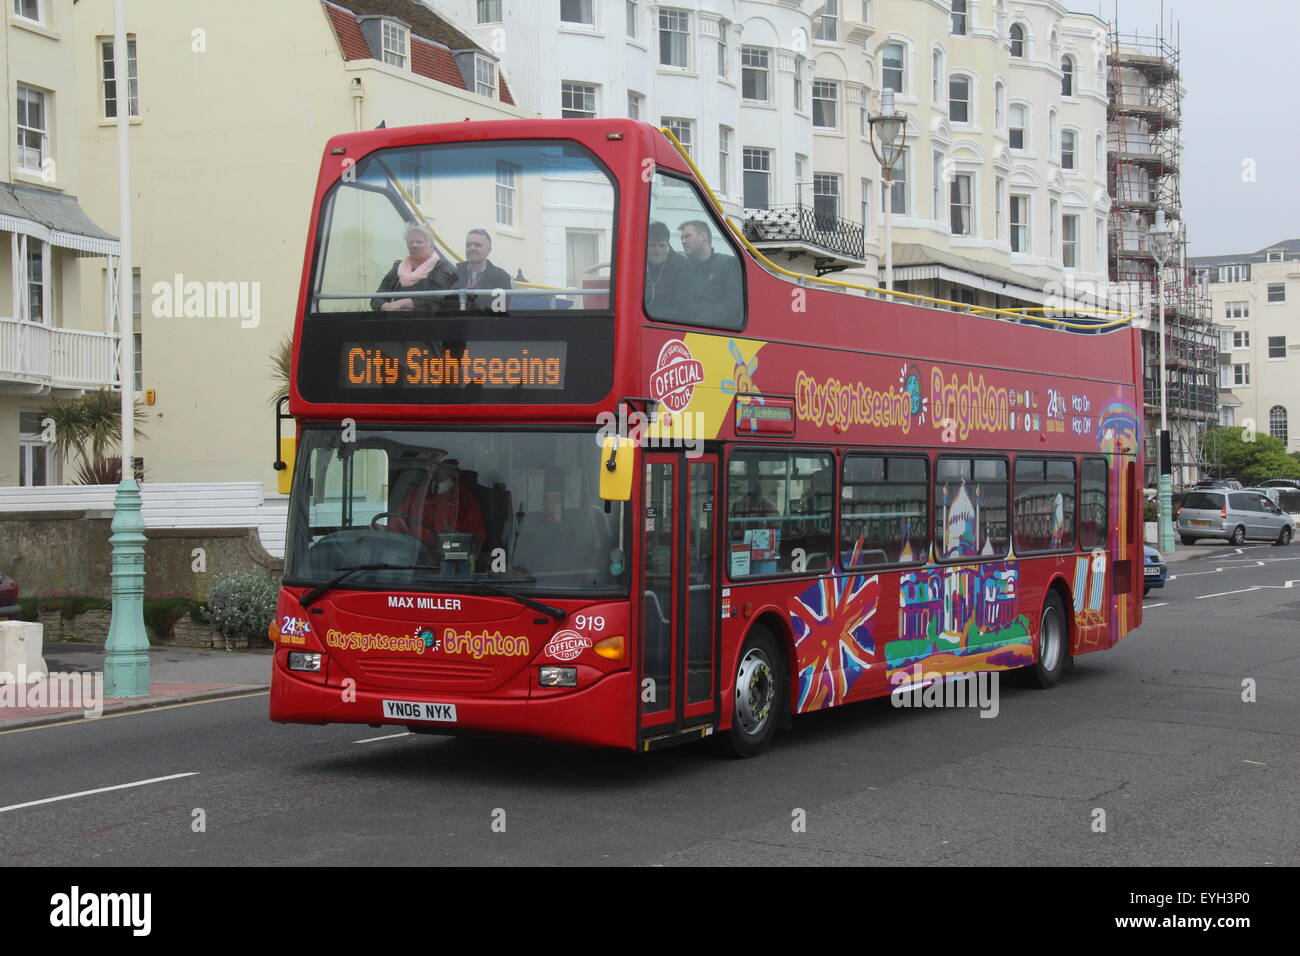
0;541;1254;732
0;642;271;732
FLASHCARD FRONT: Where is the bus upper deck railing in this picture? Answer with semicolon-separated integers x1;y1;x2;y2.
657;127;1139;334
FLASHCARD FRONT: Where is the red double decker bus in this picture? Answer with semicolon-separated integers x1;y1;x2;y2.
270;118;1144;756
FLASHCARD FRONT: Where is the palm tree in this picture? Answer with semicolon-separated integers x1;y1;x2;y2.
270;333;292;406
38;390;148;485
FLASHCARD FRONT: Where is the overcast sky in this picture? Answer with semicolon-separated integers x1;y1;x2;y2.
1090;0;1300;256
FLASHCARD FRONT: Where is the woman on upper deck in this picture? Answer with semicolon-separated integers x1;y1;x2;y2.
371;223;457;315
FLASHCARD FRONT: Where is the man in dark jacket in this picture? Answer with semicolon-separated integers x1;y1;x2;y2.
679;219;742;327
453;228;513;312
645;220;692;319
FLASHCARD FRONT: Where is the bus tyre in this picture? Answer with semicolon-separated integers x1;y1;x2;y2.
720;628;783;758
1023;592;1068;690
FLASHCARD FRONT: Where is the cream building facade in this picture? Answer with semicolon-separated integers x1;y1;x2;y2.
1190;239;1300;454
805;0;1110;306
438;0;1111;311
1;0;121;486
2;0;523;489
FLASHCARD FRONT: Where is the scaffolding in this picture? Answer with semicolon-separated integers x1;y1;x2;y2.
1107;25;1217;487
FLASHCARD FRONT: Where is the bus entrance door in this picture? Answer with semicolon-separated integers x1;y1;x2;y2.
639;453;719;748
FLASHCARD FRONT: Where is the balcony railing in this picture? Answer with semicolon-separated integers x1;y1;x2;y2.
742;203;866;268
0;317;118;390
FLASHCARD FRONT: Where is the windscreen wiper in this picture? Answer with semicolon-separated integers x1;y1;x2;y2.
299;563;437;607
450;582;566;622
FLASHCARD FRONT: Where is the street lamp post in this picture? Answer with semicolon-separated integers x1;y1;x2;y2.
1149;210;1177;555
868;88;908;294
104;0;150;698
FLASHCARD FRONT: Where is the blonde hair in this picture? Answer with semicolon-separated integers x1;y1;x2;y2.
403;223;435;246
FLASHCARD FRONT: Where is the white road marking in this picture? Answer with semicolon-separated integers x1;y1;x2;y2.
1167;555;1300;581
1143;602;1168;609
0;772;199;814
1195;580;1300;601
353;731;413;744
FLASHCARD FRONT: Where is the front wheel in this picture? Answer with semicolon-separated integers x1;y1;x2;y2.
1230;525;1247;546
719;628;783;758
1143;585;1150;596
1022;592;1068;689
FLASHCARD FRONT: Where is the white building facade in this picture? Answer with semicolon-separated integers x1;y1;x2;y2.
1190;240;1300;454
437;0;1112;311
2;0;122;487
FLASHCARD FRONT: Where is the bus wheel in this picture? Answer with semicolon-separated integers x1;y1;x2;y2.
1023;592;1068;689
720;628;783;758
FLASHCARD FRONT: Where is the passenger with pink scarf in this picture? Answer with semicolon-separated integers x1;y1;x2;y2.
370;224;457;314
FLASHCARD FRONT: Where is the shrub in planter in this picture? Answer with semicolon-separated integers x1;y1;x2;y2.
206;573;279;646
1144;499;1158;523
19;593;110;621
142;597;201;641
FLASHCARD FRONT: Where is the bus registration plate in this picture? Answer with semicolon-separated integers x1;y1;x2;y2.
383;700;457;722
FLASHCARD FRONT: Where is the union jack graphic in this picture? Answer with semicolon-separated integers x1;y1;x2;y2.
788;539;879;712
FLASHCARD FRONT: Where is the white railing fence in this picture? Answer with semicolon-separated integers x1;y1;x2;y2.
0;482;289;558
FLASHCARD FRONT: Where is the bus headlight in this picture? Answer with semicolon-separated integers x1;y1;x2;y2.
288;652;322;672
539;666;577;687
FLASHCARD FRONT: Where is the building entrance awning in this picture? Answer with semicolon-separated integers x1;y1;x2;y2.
0;182;120;257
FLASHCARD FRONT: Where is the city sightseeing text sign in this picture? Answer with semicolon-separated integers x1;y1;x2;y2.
341;341;567;390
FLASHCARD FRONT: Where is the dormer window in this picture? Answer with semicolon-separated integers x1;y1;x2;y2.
1266;249;1285;263
474;55;497;98
381;20;409;68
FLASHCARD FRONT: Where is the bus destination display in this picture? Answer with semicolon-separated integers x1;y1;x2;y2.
342;341;567;390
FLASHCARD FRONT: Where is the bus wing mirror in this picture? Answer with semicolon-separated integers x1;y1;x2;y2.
599;436;635;501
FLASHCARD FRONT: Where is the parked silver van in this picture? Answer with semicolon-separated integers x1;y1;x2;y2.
1177;489;1295;546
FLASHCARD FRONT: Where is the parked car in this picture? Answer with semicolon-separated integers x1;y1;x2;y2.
0;571;17;620
1177;489;1295;546
1143;545;1167;596
1250;486;1300;515
1257;479;1300;491
1194;478;1243;490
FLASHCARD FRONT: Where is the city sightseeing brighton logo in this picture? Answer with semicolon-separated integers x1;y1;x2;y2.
649;339;703;424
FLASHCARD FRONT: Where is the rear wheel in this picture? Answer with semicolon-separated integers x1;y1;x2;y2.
1230;525;1247;546
1143;585;1150;596
1022;592;1068;689
1277;525;1293;546
719;628;783;758
1180;534;1197;546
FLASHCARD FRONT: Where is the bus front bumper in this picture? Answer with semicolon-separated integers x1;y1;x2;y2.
269;662;635;750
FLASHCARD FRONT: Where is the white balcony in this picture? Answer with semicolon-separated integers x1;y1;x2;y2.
0;316;118;394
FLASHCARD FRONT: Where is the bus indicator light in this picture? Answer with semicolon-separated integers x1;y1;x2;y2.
593;635;624;661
